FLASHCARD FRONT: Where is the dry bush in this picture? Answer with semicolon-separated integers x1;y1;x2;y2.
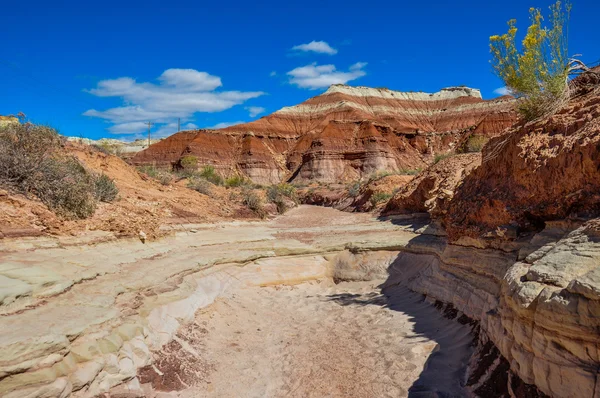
369;192;392;207
266;183;298;214
187;177;212;196
241;188;265;217
94;174;119;202
35;157;97;219
0;123;104;219
465;135;489;152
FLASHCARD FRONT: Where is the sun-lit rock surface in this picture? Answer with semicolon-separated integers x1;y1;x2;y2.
132;84;516;184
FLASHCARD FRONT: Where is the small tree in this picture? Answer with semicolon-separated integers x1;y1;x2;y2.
490;1;577;120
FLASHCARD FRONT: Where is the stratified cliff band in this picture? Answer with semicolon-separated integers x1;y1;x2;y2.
132;85;516;184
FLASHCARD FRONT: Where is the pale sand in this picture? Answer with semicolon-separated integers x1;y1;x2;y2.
151;280;474;398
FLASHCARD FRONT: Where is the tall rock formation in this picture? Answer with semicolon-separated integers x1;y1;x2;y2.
132;85;516;184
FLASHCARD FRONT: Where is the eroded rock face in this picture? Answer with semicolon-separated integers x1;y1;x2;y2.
382;153;481;218
445;83;600;241
132;85;516;184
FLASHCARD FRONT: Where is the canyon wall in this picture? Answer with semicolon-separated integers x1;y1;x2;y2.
376;73;600;397
132;85;516;184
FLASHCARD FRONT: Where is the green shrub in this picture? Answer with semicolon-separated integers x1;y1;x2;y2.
180;155;198;171
367;170;392;183
490;1;573;120
369;192;392;207
199;165;223;186
398;168;421;175
187;177;212;196
137;166;173;185
137;165;160;179
225;174;248;188
94;174;119;202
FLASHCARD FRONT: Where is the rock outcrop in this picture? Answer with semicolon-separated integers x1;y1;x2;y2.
132;85;516;184
445;78;600;242
382;153;481;218
373;71;600;397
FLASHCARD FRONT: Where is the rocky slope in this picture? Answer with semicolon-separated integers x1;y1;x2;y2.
382;153;481;218
132;85;516;184
445;76;600;242
377;70;600;397
0;142;243;240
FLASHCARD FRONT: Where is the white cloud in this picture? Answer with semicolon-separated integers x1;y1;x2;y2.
158;69;221;91
292;41;338;55
350;62;367;71
210;121;245;129
246;106;266;117
270;71;277;77
107;121;149;134
83;68;264;135
494;86;510;95
287;62;367;89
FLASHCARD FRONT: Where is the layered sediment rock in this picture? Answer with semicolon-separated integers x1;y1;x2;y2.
132;85;516;184
445;81;600;241
374;73;600;397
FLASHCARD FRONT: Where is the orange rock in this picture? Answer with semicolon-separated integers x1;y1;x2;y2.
132;85;516;184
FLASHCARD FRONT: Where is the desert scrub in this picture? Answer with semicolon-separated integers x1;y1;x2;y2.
93;141;122;157
225;174;248;188
36;157;97;219
398;168;421;175
241;188;265;218
187;177;212;196
347;181;362;198
433;152;453;164
369;192;392;207
266;183;298;214
465;135;489;152
489;1;581;120
137;165;173;185
94;174;119;202
199;165;223;186
0;123;100;219
179;155;198;171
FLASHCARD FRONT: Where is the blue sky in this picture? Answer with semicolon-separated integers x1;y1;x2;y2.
1;0;598;140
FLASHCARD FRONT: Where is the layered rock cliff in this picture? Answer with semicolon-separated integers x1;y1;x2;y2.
132;85;516;184
378;70;600;397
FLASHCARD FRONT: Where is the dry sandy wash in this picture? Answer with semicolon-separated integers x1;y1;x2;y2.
167;281;473;398
0;206;476;398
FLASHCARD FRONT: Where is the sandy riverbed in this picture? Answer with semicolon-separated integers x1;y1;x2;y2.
142;279;474;398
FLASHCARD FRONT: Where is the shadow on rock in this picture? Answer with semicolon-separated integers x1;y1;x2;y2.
327;277;475;397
